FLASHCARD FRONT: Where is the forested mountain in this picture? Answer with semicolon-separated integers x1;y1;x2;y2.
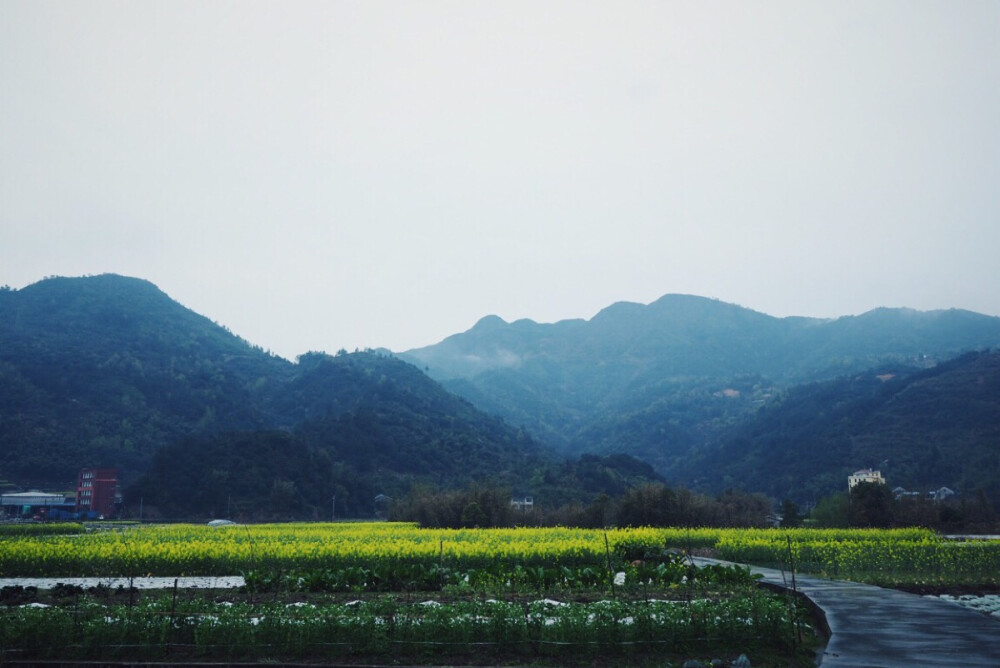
399;295;1000;473
0;275;659;518
0;275;289;484
675;351;1000;504
406;296;1000;386
0;277;530;490
3;275;999;515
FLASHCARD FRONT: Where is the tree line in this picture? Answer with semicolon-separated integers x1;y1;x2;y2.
390;480;999;533
389;482;774;529
809;482;997;533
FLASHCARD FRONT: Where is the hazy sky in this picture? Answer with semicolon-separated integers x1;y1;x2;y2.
2;1;998;360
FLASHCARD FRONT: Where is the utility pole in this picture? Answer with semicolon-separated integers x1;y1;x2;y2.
332;495;336;522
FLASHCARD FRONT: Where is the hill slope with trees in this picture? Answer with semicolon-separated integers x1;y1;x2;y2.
0;275;661;518
674;351;1000;504
0;275;291;484
0;277;533;485
399;295;1000;481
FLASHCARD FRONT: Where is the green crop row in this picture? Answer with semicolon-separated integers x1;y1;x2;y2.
0;522;85;537
241;554;758;595
0;591;799;663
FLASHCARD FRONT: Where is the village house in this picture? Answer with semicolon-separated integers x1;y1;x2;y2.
848;468;886;489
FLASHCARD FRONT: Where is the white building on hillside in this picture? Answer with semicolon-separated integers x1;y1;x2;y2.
511;496;534;511
848;468;886;489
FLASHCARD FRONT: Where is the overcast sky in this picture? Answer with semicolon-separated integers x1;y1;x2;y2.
2;1;998;360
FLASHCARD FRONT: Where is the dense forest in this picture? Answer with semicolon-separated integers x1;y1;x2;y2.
0;278;538;490
678;350;1000;504
0;275;289;484
131;432;662;522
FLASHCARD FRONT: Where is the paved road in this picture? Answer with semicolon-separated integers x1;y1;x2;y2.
695;558;1000;667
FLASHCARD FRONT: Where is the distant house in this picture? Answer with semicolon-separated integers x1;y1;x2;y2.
0;491;75;518
929;486;956;502
374;494;392;519
511;496;534;511
893;485;958;502
76;468;121;518
848;468;886;489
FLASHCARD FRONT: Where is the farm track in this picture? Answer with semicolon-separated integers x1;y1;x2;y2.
696;558;1000;667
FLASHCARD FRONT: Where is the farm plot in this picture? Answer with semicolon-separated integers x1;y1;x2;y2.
708;528;1000;589
0;523;815;666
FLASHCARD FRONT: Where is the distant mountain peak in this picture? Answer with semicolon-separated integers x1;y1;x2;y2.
649;293;718;307
22;272;161;295
591;300;645;320
471;314;508;331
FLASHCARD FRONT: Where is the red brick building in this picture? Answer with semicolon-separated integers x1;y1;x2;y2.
76;468;120;517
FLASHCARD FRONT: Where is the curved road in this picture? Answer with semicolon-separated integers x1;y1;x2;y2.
696;558;1000;667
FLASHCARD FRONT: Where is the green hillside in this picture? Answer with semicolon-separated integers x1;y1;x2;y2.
0;276;532;486
0;275;290;484
0;275;659;519
676;351;1000;503
400;295;1000;476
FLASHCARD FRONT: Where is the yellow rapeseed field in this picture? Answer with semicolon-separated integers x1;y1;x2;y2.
1;522;997;586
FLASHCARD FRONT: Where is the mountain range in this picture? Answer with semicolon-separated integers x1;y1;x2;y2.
2;274;999;514
399;296;1000;494
0;275;658;518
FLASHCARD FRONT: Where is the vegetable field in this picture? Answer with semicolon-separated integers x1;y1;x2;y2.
0;523;821;665
712;527;1000;588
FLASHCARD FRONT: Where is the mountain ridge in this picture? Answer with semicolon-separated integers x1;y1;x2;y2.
3;274;999;511
0;274;664;519
398;294;1000;495
0;275;536;490
403;296;1000;381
